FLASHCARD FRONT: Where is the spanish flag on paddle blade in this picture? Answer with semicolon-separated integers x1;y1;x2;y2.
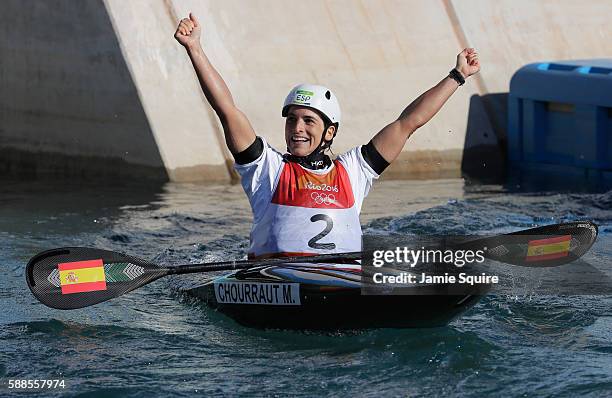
58;259;107;294
526;235;571;262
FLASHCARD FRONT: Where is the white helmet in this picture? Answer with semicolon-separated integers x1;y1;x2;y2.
282;84;341;126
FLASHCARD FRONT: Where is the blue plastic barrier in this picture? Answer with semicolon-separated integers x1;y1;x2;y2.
507;59;612;186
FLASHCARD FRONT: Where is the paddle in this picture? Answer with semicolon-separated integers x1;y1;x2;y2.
26;221;597;310
452;220;598;267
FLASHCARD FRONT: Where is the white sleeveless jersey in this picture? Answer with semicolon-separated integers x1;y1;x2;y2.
235;138;379;259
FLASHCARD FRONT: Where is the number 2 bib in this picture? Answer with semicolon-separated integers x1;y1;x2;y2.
248;160;363;259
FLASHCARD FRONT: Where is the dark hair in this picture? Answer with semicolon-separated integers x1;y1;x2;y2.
321;119;339;153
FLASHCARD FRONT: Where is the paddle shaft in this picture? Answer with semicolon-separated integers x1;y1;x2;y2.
165;222;595;274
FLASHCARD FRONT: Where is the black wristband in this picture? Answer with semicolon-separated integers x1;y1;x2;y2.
449;68;465;86
234;136;263;164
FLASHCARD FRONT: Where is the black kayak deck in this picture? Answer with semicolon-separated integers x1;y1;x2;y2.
186;265;490;330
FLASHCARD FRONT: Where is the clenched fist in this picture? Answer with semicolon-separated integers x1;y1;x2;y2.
455;48;480;78
174;12;201;49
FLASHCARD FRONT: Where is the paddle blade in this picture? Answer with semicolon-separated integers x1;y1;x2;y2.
26;247;169;310
468;221;598;267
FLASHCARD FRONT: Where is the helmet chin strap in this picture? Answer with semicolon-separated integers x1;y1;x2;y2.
284;126;333;170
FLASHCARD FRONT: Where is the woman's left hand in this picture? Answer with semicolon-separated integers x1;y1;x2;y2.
455;48;480;78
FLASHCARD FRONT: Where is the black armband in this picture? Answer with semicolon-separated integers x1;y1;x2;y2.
234;137;264;165
361;141;390;175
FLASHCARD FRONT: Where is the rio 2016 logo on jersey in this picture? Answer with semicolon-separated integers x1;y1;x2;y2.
294;90;313;105
272;161;355;209
305;181;339;192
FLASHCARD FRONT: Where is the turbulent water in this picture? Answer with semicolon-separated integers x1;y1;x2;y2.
1;179;610;397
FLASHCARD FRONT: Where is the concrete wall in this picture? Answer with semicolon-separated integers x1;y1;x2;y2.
0;0;610;181
0;0;165;180
103;0;231;181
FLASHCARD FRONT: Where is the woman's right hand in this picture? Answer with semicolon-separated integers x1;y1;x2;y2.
174;12;201;49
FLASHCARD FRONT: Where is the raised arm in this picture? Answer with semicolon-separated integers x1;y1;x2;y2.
371;48;480;164
175;13;256;155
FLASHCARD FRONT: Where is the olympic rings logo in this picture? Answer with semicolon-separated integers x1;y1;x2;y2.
311;192;336;205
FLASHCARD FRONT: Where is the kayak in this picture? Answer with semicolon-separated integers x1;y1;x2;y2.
186;264;491;330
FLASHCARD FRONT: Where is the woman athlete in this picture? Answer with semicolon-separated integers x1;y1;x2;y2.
175;13;480;260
